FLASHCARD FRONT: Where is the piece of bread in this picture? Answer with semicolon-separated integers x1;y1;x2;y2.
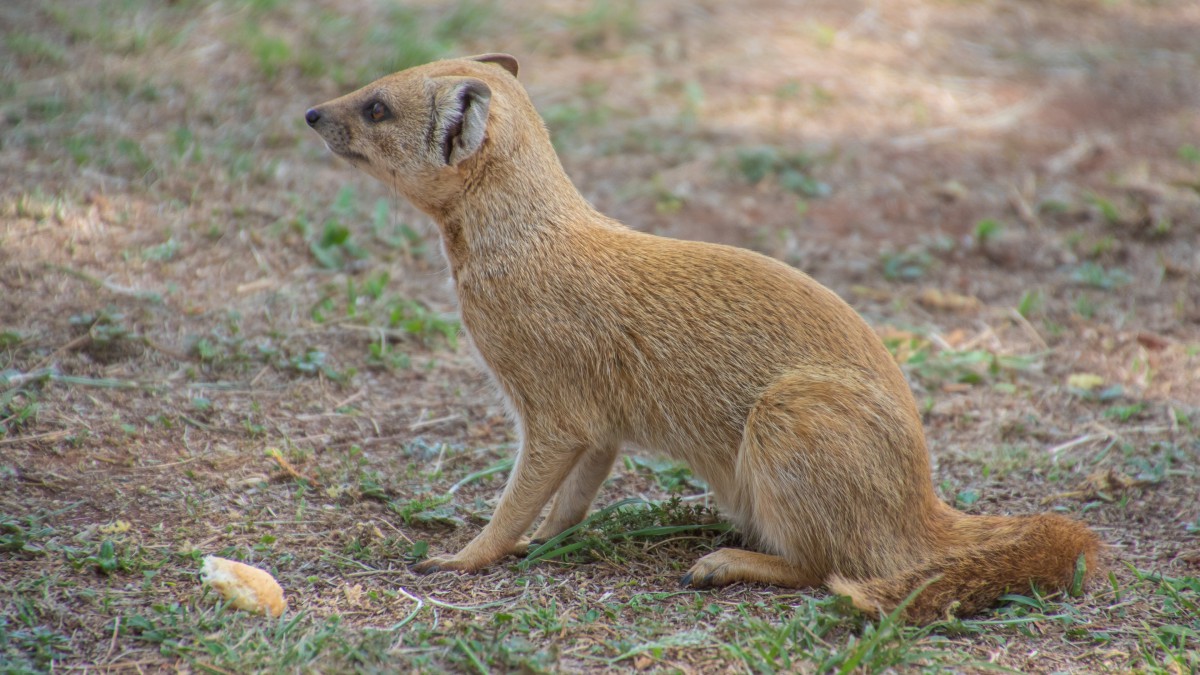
200;555;286;618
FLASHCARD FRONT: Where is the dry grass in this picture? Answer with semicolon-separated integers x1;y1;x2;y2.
2;0;1198;672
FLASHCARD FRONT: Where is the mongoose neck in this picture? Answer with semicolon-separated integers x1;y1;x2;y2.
435;142;596;268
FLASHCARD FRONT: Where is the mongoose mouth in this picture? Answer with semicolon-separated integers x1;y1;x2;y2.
327;146;369;165
313;134;370;165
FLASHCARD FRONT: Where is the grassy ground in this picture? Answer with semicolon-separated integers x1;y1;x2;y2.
2;0;1198;672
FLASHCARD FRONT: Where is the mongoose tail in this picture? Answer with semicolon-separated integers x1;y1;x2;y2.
829;506;1102;622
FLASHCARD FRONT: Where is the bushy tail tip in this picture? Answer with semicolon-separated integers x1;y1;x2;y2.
827;513;1102;623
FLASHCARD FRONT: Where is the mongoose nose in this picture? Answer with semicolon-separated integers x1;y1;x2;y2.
305;108;321;126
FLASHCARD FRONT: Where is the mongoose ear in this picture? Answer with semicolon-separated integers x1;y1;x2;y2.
468;53;519;78
436;79;492;166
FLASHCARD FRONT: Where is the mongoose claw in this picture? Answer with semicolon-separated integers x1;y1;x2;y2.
679;570;718;589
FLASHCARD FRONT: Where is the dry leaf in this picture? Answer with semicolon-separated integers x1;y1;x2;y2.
876;328;928;366
942;328;969;349
98;519;131;535
1043;468;1158;504
1136;331;1169;351
851;285;892;301
343;583;365;608
356;522;385;541
230;474;269;489
934;180;969;202
917;288;982;313
1080;468;1155;493
1067;373;1104;391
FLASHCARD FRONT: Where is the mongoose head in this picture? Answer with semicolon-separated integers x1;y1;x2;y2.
304;54;529;215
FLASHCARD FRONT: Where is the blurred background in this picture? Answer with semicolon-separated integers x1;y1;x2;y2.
4;1;1199;335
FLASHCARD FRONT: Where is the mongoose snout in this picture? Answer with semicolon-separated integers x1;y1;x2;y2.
305;107;361;163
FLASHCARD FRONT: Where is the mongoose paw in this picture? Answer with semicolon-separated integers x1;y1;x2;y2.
411;555;480;574
509;537;535;557
680;551;736;589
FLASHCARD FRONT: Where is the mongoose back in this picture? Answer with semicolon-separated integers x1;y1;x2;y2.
305;54;1101;622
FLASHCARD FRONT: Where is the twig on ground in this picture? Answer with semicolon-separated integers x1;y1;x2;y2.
347;568;410;578
2;369;163;393
888;93;1050;150
1009;308;1049;351
327;323;414;340
266;448;320;486
46;263;163;303
29;334;91;372
0;430;71;447
1008;185;1041;230
410;413;463;432
1046;433;1109;456
332;389;366;411
249;365;270;387
105;616;120;661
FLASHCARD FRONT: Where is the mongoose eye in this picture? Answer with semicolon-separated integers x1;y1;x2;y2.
366;101;388;122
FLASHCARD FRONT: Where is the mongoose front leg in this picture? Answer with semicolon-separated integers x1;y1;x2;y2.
412;437;584;573
528;443;619;544
681;549;822;589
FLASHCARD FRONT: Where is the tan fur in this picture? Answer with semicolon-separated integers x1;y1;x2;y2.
305;55;1103;622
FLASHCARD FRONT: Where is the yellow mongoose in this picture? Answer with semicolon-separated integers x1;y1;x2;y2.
305;54;1101;622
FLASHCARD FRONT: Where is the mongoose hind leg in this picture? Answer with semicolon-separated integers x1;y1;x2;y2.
682;549;822;589
730;370;934;582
